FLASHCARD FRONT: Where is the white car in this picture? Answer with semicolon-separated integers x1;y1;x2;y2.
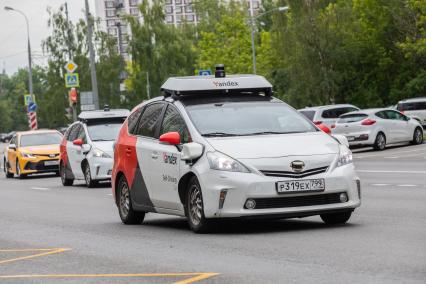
333;109;424;150
60;108;129;187
298;104;359;128
112;66;361;233
396;97;426;127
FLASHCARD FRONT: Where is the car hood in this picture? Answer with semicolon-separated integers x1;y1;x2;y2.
19;144;60;154
92;141;114;157
206;132;339;159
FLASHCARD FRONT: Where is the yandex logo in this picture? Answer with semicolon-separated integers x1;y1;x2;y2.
212;81;239;87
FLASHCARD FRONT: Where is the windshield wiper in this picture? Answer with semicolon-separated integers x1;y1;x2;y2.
242;131;308;136
202;132;240;137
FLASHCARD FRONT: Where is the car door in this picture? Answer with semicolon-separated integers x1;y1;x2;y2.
384;110;409;142
66;124;85;179
150;104;192;210
7;135;18;173
134;102;166;209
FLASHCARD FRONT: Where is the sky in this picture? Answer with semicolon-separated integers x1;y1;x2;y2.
0;0;95;75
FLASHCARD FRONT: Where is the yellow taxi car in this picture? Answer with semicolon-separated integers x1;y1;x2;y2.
4;130;63;179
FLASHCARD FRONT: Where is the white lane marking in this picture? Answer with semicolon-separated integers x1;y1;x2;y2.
370;183;422;187
384;157;399;159
355;146;426;159
107;193;112;196
371;183;389;186
397;184;417;187
31;187;50;191
358;170;426;174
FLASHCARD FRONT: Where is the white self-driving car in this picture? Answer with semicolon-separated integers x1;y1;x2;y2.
333;109;423;150
60;108;129;187
112;66;361;233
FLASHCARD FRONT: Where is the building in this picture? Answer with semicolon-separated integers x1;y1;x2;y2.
94;0;262;56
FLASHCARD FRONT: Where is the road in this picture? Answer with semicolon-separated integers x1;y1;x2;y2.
0;142;425;283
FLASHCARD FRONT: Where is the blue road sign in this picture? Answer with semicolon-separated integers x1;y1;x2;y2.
65;73;80;88
28;101;37;112
198;69;212;76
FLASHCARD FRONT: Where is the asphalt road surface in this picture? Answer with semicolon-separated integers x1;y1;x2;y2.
0;142;425;283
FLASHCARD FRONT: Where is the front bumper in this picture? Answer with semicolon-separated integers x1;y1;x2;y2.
21;157;60;174
199;164;361;219
89;157;113;181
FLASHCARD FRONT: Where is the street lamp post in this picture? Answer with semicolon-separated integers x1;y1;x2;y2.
4;6;33;96
249;3;289;74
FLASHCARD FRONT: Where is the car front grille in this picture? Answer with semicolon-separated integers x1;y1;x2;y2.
260;166;328;179
24;161;59;171
247;192;345;209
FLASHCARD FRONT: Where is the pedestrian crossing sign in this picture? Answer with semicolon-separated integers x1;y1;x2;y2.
65;73;80;88
24;94;36;106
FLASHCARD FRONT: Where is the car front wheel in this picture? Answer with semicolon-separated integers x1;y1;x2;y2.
16;160;26;179
83;163;97;188
412;127;423;145
186;176;213;233
4;159;13;178
320;211;352;225
60;162;73;186
117;175;145;224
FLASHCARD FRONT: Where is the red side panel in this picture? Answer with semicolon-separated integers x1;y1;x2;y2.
60;137;69;167
112;122;137;199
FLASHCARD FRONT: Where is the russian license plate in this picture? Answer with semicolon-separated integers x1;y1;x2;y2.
276;178;325;193
45;160;59;166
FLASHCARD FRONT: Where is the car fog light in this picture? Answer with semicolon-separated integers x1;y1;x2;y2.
245;199;256;209
339;193;348;203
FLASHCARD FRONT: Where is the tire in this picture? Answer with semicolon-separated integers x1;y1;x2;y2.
373;132;386;151
60;162;73;186
83;162;97;188
16;159;26;179
411;127;423;145
320;211;352;225
117;175;145;224
186;176;213;233
4;159;13;179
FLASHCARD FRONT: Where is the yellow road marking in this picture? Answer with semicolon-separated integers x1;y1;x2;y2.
0;248;219;283
0;272;219;283
0;248;70;265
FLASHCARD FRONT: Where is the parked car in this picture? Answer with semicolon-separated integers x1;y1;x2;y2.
298;104;360;128
0;133;6;142
1;131;16;143
396;97;426;127
112;66;361;233
333;108;423;150
59;107;129;187
3;130;63;178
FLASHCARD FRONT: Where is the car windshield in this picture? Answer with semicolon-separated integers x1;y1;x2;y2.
20;133;62;147
299;110;315;121
87;123;122;141
186;102;317;136
338;114;368;123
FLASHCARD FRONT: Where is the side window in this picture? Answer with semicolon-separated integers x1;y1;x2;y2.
385;110;405;120
68;124;81;141
160;105;191;144
375;111;386;119
64;127;72;140
77;125;87;143
10;136;17;146
136;103;164;138
128;107;143;135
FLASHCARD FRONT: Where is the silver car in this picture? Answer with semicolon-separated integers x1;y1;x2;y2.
299;104;359;128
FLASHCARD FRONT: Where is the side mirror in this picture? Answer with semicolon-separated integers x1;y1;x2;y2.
332;134;349;148
8;144;16;151
82;144;91;154
159;132;180;146
181;142;204;162
73;138;84;146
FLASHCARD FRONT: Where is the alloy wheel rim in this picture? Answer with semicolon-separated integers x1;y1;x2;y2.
415;130;422;143
61;165;66;183
120;182;130;217
378;135;385;149
189;185;203;226
16;163;20;176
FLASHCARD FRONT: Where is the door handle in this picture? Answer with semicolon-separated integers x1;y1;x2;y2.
125;148;132;156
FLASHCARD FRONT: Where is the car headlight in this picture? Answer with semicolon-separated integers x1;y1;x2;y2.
206;151;250;173
337;146;353;167
21;152;36;158
93;148;111;158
